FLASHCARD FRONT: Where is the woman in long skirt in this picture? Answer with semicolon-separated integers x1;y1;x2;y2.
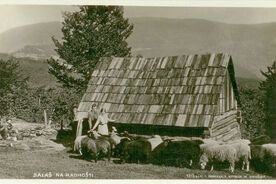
91;108;115;136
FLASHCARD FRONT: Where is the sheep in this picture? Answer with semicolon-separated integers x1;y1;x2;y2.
109;127;129;147
228;141;251;172
80;133;112;162
228;139;251;145
201;138;220;145
109;131;122;146
251;135;271;145
94;136;112;161
147;135;163;151
87;130;101;139
199;144;237;173
74;135;88;155
250;143;276;176
81;136;98;162
113;137;131;158
120;138;152;164
261;144;276;156
150;139;203;168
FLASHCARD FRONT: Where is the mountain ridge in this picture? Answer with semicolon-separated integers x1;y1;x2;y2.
1;18;275;80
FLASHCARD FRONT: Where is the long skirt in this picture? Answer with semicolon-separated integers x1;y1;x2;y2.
97;124;109;135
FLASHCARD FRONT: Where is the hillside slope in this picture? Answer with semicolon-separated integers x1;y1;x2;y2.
1;18;276;79
0;53;57;88
0;21;62;53
128;18;276;79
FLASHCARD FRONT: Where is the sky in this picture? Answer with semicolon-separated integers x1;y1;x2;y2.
1;5;276;33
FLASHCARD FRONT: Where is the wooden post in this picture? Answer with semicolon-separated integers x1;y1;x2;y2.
44;110;48;127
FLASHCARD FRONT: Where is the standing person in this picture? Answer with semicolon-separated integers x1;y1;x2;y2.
88;104;99;130
72;104;78;121
0;117;9;140
6;118;13;131
91;108;115;136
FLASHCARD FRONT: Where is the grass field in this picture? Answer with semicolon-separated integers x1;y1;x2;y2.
0;142;272;179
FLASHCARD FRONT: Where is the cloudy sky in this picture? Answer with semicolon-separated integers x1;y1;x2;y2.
1;5;276;33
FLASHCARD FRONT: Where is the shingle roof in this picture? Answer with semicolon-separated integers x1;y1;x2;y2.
76;53;235;128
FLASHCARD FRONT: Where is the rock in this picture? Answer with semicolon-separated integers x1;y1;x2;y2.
22;133;30;137
36;131;43;136
30;133;36;137
17;134;23;140
13;143;30;150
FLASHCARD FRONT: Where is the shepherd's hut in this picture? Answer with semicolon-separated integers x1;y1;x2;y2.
74;53;242;141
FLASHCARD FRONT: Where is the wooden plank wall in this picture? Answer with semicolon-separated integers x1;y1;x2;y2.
211;109;241;141
218;71;237;115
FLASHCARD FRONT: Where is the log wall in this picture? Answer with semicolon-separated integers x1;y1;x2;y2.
211;109;241;141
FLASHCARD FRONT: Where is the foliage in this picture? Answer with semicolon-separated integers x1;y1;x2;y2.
259;62;276;141
238;86;266;140
0;59;29;117
48;6;134;91
11;87;82;125
0;58;82;124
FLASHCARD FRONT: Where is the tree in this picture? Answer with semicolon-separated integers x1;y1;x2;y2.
0;59;29;117
259;62;276;141
48;6;134;90
238;87;265;139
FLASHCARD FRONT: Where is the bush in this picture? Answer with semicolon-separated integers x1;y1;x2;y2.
13;87;83;126
238;87;266;140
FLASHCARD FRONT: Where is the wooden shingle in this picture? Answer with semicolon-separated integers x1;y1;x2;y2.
76;53;235;129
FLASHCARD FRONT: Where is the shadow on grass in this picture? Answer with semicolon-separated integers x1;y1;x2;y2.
53;129;75;148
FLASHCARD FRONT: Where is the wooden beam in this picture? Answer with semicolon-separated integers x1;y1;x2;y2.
212;115;237;130
226;72;229;111
231;84;235;109
212;119;237;134
43;110;48;127
213;109;237;122
214;127;238;140
212;121;239;137
221;127;240;141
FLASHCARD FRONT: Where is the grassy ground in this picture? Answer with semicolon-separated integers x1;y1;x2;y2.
0;119;272;179
0;144;272;179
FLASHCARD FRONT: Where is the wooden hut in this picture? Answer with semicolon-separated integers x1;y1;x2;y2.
75;53;242;141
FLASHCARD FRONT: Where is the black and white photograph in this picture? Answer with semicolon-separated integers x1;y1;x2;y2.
0;0;275;181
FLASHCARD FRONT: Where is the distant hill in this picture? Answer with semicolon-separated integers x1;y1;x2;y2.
128;18;276;79
236;77;260;89
0;53;57;88
1;18;276;80
0;52;261;89
0;21;62;53
12;44;58;60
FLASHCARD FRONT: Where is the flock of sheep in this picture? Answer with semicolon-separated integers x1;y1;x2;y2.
73;130;276;175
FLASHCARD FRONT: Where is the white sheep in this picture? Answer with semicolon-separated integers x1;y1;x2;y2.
200;144;237;173
251;143;276;167
261;144;276;156
228;141;251;172
228;139;251;145
201;138;222;145
147;135;163;151
250;143;276;175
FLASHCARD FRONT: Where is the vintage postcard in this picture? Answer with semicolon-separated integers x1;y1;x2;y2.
0;0;275;183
